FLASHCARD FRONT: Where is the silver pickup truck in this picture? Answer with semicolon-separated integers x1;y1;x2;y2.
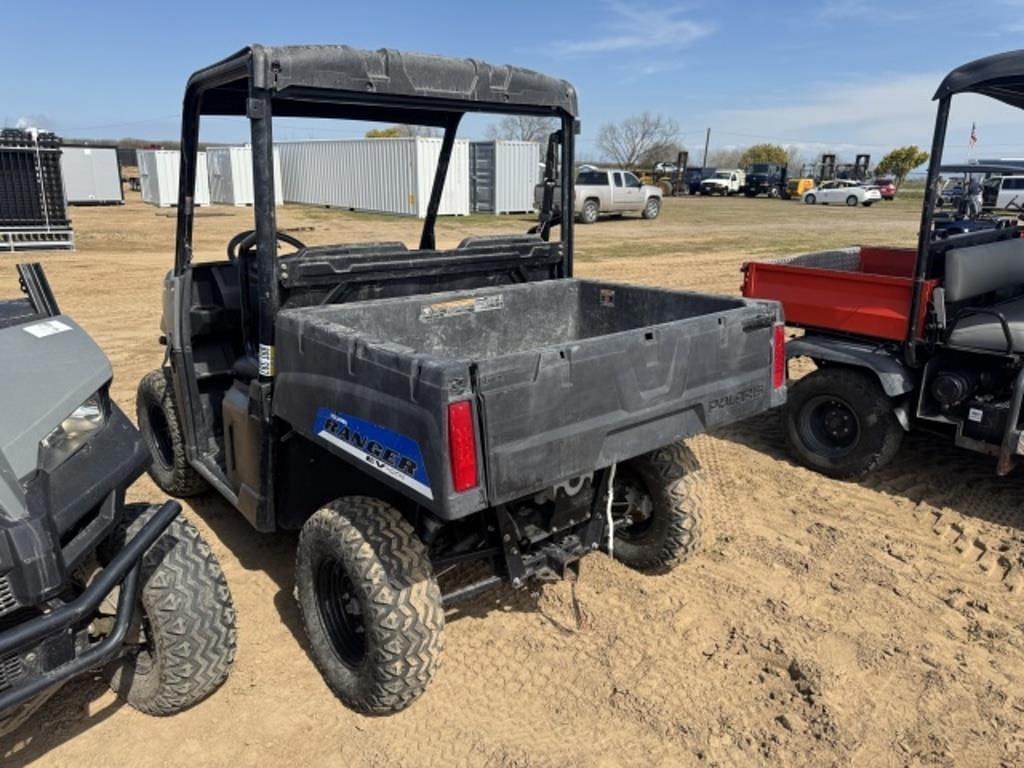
535;167;663;224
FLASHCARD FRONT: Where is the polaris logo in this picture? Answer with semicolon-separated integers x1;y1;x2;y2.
708;385;765;411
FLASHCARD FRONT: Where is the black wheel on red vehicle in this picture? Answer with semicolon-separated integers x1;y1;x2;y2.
783;367;903;479
605;443;703;572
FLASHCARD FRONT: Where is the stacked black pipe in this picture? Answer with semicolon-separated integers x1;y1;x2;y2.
0;129;70;228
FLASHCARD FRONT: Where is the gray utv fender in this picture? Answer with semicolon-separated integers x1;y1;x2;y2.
787;336;915;398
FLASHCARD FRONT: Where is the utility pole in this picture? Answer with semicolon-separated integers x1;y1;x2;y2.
702;128;711;168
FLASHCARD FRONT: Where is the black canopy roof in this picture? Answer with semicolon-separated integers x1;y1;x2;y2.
186;44;578;125
940;163;1024;175
934;50;1024;108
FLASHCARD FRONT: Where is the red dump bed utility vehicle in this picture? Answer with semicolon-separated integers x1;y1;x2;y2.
741;49;1024;480
743;246;938;342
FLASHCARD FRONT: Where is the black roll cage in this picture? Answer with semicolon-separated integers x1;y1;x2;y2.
908;50;1024;364
173;44;578;379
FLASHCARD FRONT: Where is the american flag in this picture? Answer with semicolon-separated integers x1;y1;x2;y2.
970;122;977;147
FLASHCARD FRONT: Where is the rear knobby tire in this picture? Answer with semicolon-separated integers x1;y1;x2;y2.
296;497;444;714
609;442;703;572
137;369;209;497
102;504;237;715
783;367;903;479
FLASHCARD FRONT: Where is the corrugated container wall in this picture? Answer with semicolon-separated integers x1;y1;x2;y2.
137;150;210;208
207;146;283;206
61;146;123;205
470;140;540;214
278;138;469;217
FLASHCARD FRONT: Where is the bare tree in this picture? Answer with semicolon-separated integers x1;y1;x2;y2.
596;113;680;168
485;115;558;143
365;124;440;138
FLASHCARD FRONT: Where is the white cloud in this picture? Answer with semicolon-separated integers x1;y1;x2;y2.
556;2;713;56
707;73;1024;159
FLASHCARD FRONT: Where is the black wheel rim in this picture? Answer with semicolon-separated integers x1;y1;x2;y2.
798;394;861;458
147;405;174;470
315;557;366;668
610;470;656;541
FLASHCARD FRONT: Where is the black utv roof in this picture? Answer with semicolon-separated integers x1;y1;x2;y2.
187;44;578;124
934;49;1024;108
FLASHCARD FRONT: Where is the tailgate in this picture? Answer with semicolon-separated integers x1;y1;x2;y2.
742;247;934;341
475;300;783;505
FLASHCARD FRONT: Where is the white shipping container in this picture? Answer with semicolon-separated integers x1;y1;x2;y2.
137;149;210;207
61;146;124;205
470;140;540;214
207;146;283;206
278;137;470;217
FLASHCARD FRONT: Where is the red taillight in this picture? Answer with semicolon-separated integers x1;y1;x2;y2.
772;323;786;389
447;400;478;492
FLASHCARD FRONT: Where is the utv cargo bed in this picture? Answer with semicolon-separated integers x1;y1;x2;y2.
275;279;784;519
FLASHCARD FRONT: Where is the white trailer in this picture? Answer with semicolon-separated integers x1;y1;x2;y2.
278;137;469;217
137;149;210;208
207;146;283;206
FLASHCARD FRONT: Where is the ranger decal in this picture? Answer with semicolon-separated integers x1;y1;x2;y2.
313;408;433;499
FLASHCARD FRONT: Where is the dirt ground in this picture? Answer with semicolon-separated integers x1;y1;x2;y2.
3;194;1023;767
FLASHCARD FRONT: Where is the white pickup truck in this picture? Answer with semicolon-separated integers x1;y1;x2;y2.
535;167;663;224
699;169;746;196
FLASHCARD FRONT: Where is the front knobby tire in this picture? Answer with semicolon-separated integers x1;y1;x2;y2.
137;369;209;497
607;442;703;572
783;367;903;479
102;504;237;715
296;497;444;715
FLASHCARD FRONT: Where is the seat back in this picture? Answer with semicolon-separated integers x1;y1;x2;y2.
945;237;1024;302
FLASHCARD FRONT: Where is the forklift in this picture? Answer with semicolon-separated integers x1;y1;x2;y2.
651;151;689;196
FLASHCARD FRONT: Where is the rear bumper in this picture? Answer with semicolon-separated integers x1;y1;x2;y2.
0;501;180;722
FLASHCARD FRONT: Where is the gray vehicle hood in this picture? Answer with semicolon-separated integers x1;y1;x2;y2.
0;315;111;512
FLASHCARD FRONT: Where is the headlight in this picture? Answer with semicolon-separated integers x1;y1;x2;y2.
38;390;108;472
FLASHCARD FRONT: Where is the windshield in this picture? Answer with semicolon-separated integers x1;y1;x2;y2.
713;172;731;179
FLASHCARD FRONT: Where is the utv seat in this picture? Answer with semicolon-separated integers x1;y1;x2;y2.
945;237;1024;352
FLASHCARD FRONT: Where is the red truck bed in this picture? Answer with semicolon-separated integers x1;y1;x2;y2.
742;246;937;341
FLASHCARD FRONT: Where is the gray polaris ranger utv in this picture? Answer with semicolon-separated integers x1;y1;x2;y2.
0;264;235;736
139;44;785;714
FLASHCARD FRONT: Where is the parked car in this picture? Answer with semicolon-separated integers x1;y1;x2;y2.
534;167;663;224
982;174;1024;210
699;169;745;196
802;179;881;207
684;166;716;195
872;177;897;200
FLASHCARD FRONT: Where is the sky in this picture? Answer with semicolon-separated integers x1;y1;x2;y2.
6;0;1024;165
